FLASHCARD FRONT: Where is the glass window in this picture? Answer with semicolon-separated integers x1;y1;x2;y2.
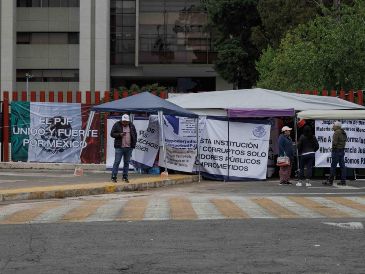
16;69;79;82
16;32;80;44
17;33;31;44
17;0;79;7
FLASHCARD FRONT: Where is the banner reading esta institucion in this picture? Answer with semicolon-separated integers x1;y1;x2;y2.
11;102;100;163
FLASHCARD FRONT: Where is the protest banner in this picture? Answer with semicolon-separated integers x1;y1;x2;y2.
315;120;365;168
158;115;206;172
11;102;100;163
199;119;271;180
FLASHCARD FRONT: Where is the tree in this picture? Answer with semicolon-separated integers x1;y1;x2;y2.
256;1;365;91
203;0;261;89
251;0;319;51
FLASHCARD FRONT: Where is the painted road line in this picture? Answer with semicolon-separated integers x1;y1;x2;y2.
269;196;323;218
144;198;170;220
0;201;61;224
288;197;351;218
312;197;365;217
85;199;127;222
229;197;275;218
251;197;299;218
333;185;359;190
326;197;365;213
61;200;108;222
118;198;149;221
347;196;365;205
210;198;249;219
169;197;198;220
0;203;32;221
190;197;224;220
31;200;83;223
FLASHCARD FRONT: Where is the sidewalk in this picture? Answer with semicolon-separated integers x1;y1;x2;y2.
0;166;199;202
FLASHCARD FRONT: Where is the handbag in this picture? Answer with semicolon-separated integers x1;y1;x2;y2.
277;155;290;167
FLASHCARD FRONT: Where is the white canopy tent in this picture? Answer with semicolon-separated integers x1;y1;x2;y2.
168;88;364;116
298;109;365;120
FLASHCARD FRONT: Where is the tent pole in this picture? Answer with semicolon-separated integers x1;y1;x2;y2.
294;113;300;180
196;116;201;182
227;114;230;182
158;111;168;174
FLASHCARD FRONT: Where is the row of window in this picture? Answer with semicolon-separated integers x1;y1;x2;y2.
17;32;79;44
17;0;79;7
16;69;79;82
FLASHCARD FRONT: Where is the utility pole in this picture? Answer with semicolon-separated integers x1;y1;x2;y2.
25;72;33;101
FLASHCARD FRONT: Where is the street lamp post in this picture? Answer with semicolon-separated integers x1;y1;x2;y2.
25;72;33;101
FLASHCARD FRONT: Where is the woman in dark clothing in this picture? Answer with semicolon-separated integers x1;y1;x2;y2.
297;124;319;187
278;126;294;185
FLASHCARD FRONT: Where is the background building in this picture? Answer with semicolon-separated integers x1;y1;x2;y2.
0;0;231;102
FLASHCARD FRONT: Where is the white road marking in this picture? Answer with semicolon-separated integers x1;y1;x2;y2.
229;197;275;218
346;196;365;205
311;197;365;217
0;172;74;177
269;196;323;218
190;197;224;220
84;199;127;222
144;198;170;220
31;200;83;223
0;203;33;221
323;222;364;230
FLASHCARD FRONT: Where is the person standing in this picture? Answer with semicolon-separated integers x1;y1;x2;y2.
323;121;347;186
297;124;319;187
110;114;137;183
278;126;294;185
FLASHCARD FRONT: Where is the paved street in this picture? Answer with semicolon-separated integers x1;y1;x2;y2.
0;177;364;273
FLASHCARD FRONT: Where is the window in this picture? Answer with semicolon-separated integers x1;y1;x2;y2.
17;32;79;44
16;69;79;82
138;0;216;64
17;0;79;7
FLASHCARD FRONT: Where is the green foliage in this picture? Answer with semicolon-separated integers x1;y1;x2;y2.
251;0;319;51
203;0;260;88
256;0;365;91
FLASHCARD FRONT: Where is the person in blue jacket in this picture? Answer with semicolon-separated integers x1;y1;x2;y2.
278;126;294;185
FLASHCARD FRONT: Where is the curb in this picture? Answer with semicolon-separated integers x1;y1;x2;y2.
0;162;106;171
0;175;200;202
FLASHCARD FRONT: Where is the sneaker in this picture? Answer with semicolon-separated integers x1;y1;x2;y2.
305;182;312;187
111;177;117;183
286;181;292;185
296;182;303;187
338;181;347;186
122;177;129;183
279;181;286;185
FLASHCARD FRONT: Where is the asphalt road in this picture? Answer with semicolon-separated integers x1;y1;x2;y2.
0;172;364;273
0;219;364;274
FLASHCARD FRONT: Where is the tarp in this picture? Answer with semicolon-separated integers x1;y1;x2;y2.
228;108;295;118
92;91;198;117
297;109;365;120
168;88;364;116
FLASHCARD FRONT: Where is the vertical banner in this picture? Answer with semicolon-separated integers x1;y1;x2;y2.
199;119;271;180
11;102;100;163
158;115;206;172
106;117;159;169
267;118;279;177
315;120;365;168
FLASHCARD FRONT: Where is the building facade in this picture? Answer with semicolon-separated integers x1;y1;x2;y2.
0;0;231;101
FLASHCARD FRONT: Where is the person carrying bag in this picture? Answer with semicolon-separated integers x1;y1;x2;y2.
277;126;294;185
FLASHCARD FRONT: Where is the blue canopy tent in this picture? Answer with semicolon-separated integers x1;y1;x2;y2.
80;92;199;176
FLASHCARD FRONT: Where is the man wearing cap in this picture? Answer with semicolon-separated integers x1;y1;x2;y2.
278;126;294;185
323;121;347;186
110;114;137;183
